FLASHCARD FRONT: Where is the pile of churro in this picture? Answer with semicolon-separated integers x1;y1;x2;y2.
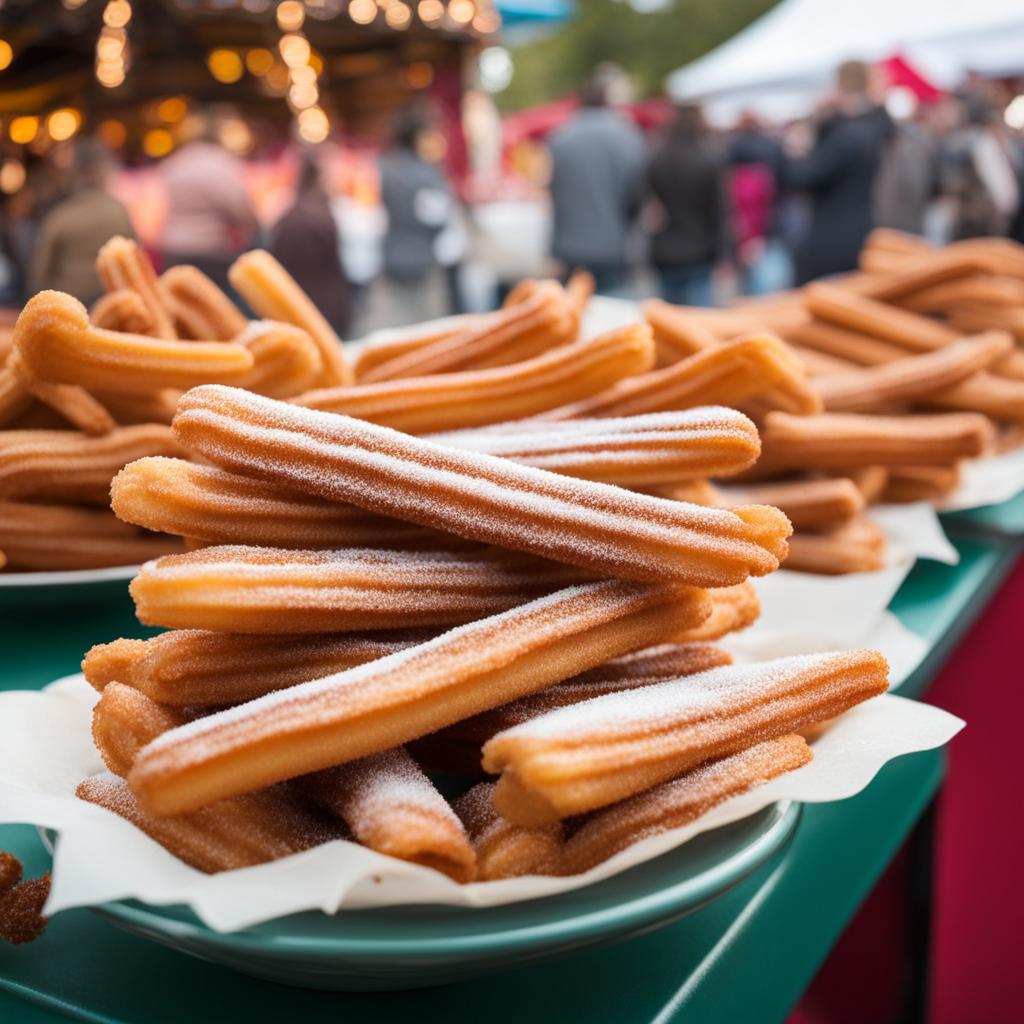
645;230;1024;573
75;376;889;880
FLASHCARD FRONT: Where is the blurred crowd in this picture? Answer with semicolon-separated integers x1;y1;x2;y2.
3;59;1024;335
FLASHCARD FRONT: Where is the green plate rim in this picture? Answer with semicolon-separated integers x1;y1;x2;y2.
81;800;801;960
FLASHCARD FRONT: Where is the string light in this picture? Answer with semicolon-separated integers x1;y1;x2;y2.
96;8;129;90
9;116;39;144
385;1;411;29
47;108;82;142
207;49;245;83
349;0;376;24
103;0;132;29
97;119;127;149
279;33;311;67
0;39;12;71
246;47;275;76
142;128;174;158
298;106;329;144
473;8;500;32
448;0;475;24
0;160;26;194
417;0;443;23
276;0;306;31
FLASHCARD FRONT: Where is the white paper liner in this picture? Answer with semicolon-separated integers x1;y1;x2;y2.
939;446;1024;512
0;674;960;932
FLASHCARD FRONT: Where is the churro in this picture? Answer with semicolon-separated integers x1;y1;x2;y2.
84;629;424;706
77;773;340;873
814;332;1013;412
128;545;585;633
675;580;760;642
96;236;177;340
90;289;156;336
783;516;887;574
229;249;350;386
173;386;792;586
300;748;475;882
882;464;962;503
925;372;1024;422
111;457;448;550
0;501;181;571
643;298;718;363
357;280;575;383
0;362;33;427
430;407;761;486
236;321;323;398
453;783;563;880
293;324;655;433
14;291;254;394
0;424;183;503
561;735;812;874
159;264;248;341
754;411;993;475
128;581;710;815
8;350;117;436
541;332;821;420
93;682;188;777
898;275;1024;313
484;649;888;825
719;477;864;530
784;320;905;366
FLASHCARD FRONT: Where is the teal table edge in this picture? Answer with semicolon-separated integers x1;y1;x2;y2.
0;534;1019;1024
942;489;1024;538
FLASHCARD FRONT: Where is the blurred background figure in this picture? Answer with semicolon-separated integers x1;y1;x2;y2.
547;66;645;296
159;112;259;291
270;151;351;337
874;101;938;236
28;138;134;305
728;112;791;295
371;108;454;327
939;90;1020;240
648;103;730;306
784;60;892;283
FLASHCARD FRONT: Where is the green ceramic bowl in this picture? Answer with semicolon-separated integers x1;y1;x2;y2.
83;801;800;991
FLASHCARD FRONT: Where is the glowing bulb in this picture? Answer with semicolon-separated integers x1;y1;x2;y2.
449;0;475;24
207;49;244;84
98;118;126;148
96;62;125;87
103;0;132;29
276;0;306;31
246;47;275;76
279;34;311;68
218;117;253;155
289;82;319;109
473;9;499;32
157;97;188;123
9;116;39;144
298;106;329;143
417;0;443;22
0;39;13;71
385;2;411;28
143;128;174;158
290;64;317;87
47;108;81;142
349;0;377;24
309;51;324;76
0;160;25;194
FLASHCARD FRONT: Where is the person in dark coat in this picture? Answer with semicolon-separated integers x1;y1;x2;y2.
648;104;731;306
270;152;351;335
784;61;892;283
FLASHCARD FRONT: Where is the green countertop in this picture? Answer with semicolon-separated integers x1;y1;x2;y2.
1;534;1019;1024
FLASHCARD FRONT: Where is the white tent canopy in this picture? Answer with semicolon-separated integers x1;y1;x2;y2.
667;0;1024;123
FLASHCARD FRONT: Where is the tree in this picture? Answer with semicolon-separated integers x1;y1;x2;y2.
499;0;779;110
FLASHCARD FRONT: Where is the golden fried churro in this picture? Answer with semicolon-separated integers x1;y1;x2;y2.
91;389;179;426
0;362;33;427
301;748;476;882
841;465;890;504
790;344;859;377
453;782;563;880
945;302;1024;349
96;236;177;339
229;249;350;386
84;630;425;706
0;501;182;571
129;581;710;815
898;275;1024;313
93;683;188;777
643;298;718;363
541;333;821;420
0;424;183;503
430;408;761;486
675;581;760;642
159;265;248;340
783;516;887;574
754;411;993;475
814;332;1012;412
784;319;906;366
642;479;722;506
90;289;156;335
295;324;655;433
235;320;323;398
77;773;340;873
882;464;962;503
129;546;585;633
15;291;254;394
9;351;117;436
358;281;575;383
173;386;792;586
112;457;448;550
720;477;865;530
925;372;1024;422
484;650;888;826
562;735;812;874
804;282;959;353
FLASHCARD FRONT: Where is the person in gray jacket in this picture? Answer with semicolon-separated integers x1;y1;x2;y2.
547;72;646;296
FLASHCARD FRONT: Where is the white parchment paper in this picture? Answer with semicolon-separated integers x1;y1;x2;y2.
939;446;1024;512
0;675;961;932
